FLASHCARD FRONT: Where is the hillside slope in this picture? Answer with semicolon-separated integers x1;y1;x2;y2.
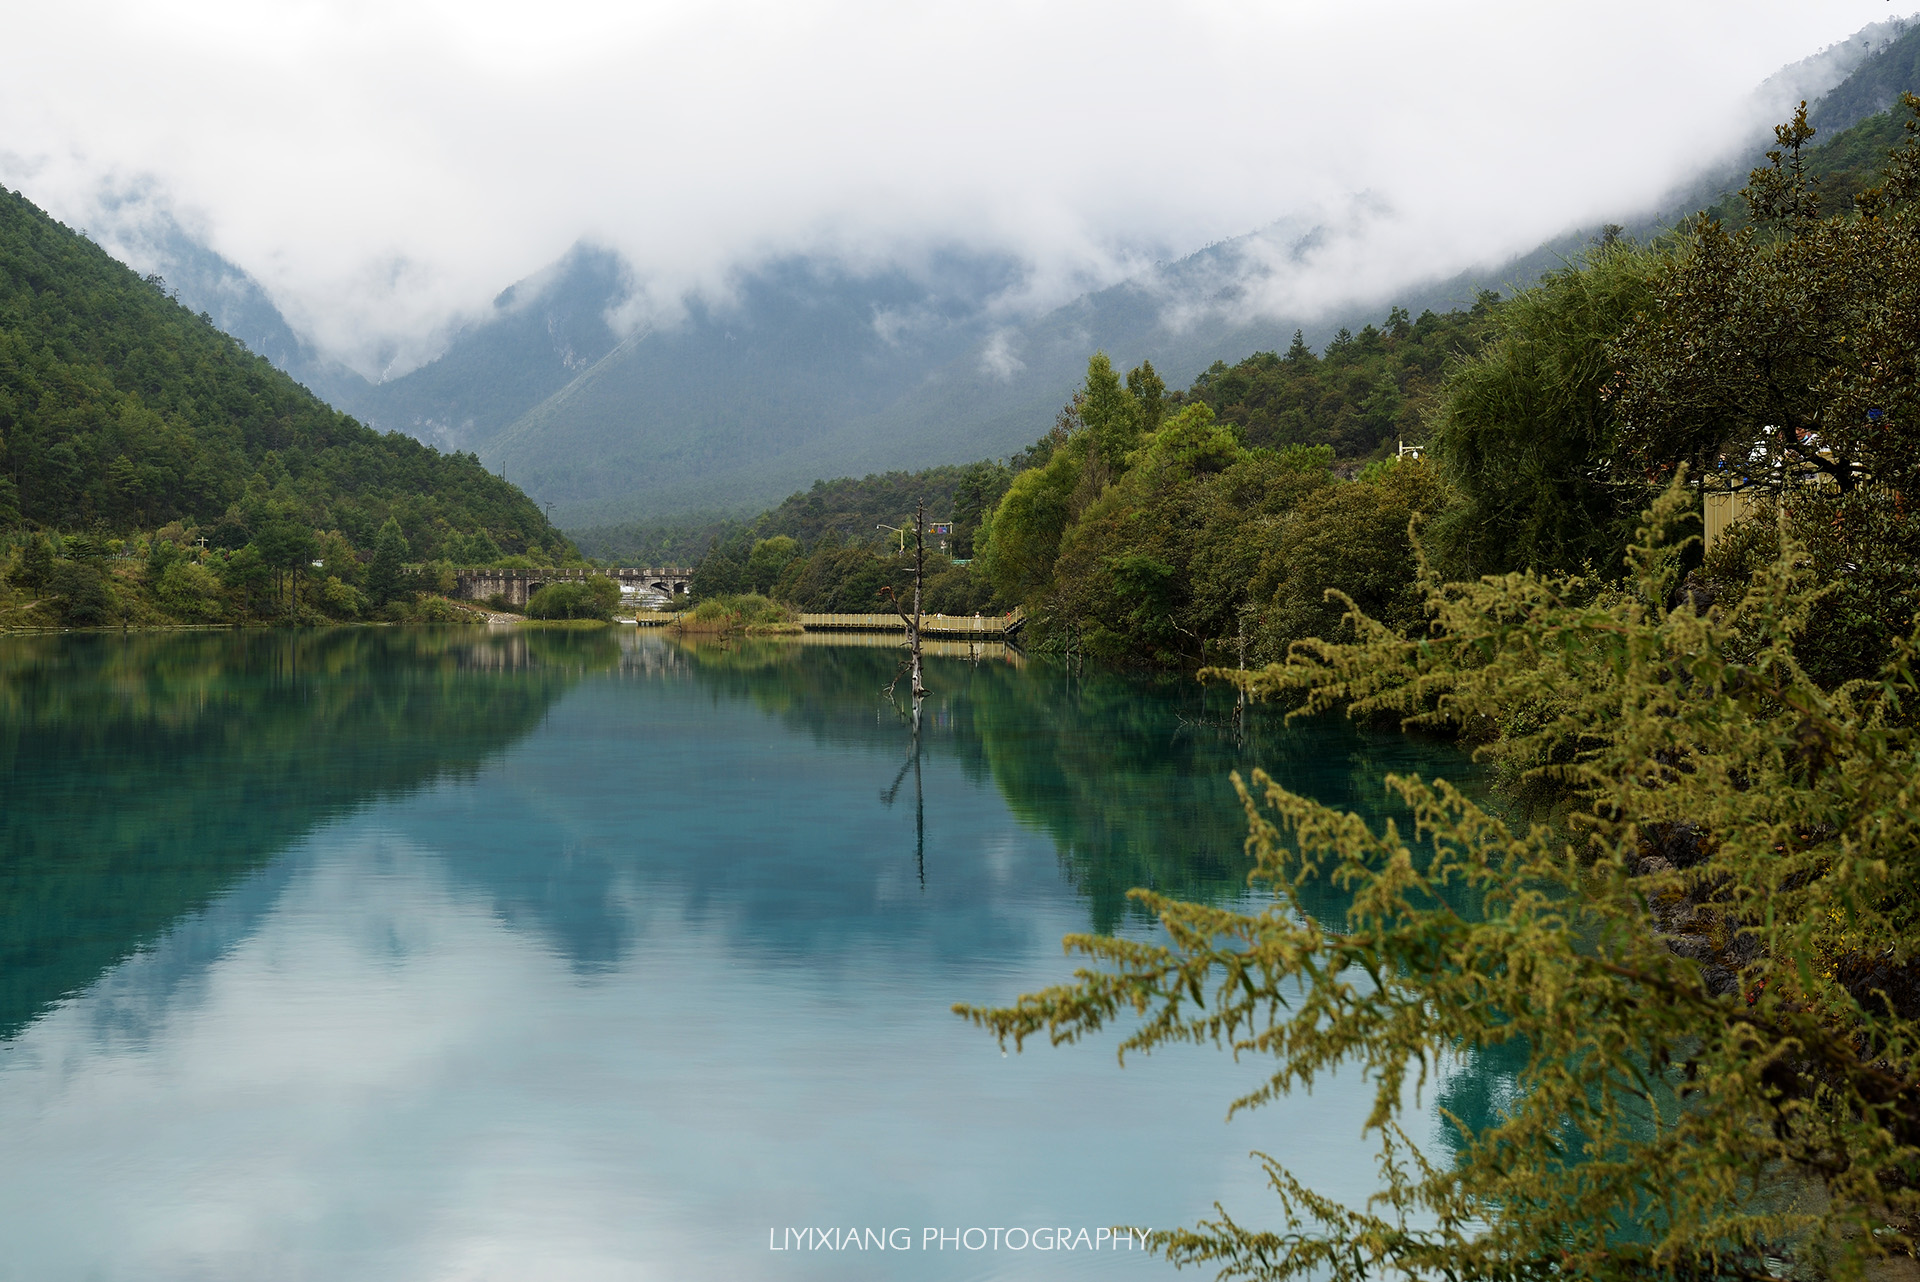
0;186;567;558
343;245;632;454
499;222;1601;526
1811;17;1920;130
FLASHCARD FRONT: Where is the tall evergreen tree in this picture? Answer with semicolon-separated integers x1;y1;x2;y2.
13;533;53;592
366;519;410;607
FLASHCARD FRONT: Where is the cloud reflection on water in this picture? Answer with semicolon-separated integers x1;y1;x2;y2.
0;634;1484;1279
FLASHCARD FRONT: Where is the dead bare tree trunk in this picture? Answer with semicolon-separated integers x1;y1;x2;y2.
909;498;926;698
884;499;928;699
1235;606;1249;743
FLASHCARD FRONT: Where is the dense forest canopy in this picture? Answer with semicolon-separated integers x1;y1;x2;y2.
0;185;579;626
1180;303;1484;456
0;186;568;557
573;464;999;566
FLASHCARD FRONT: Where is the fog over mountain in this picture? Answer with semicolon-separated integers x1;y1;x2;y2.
2;3;1912;521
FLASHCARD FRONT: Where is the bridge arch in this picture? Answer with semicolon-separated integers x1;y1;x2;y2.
448;565;695;609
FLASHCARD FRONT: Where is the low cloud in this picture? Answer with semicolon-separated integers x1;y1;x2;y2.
0;0;1906;375
977;330;1026;382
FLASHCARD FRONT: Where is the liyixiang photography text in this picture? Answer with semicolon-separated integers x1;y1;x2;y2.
768;1226;1154;1253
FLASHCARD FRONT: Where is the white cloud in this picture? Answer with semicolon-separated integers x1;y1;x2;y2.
977;329;1025;381
0;0;1904;376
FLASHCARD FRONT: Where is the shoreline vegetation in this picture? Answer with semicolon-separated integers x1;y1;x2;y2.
948;102;1920;1281
666;593;802;636
0;528;629;630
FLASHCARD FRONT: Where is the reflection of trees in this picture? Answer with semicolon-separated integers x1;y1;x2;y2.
670;639;1485;933
1435;1035;1533;1162
879;693;926;887
1435;1033;1704;1250
965;666;1487;932
0;628;593;1039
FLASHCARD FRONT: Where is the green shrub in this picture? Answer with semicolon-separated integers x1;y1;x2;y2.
385;594;483;624
12;534;53;592
527;576;619;620
674;593;796;633
48;560;117;626
156;560;224;621
321;576;366;619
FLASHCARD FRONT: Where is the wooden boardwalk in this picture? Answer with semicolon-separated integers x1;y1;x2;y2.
626;608;1024;639
797;610;1024;639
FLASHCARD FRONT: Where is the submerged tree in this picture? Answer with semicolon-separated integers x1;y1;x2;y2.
880;498;929;699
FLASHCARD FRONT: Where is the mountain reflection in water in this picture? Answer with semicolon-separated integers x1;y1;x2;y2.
0;629;1513;1281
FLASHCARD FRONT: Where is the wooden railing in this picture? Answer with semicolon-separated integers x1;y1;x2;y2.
625;608;1026;638
797;610;1024;638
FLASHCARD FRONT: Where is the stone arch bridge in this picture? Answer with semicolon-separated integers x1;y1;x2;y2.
451;566;693;608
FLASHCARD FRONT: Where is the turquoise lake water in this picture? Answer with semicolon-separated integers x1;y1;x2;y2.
0;628;1508;1281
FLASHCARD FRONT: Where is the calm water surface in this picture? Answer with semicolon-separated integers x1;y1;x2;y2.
0;628;1505;1281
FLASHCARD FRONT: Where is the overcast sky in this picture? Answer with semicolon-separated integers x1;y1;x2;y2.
0;0;1906;377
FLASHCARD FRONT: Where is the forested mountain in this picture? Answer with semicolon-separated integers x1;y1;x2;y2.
1704;90;1920;228
0;185;581;629
1182;306;1485;456
571;463;991;564
340;245;633;454
479;252;1025;524
0;186;566;559
71;15;1918;533
1810;17;1920;129
82;192;368;410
